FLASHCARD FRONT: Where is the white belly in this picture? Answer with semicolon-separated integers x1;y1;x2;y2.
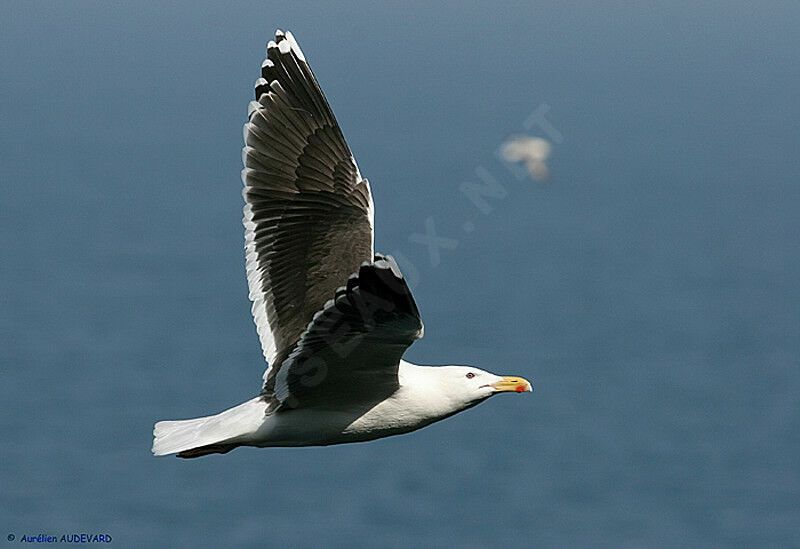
248;388;446;447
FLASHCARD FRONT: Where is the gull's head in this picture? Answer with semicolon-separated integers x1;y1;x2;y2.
436;366;532;407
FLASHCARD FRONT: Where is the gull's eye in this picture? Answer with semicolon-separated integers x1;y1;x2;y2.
466;372;476;379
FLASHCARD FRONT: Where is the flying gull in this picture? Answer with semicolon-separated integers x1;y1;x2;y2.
501;135;552;182
152;30;532;458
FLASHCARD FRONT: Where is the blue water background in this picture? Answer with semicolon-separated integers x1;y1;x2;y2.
2;2;799;546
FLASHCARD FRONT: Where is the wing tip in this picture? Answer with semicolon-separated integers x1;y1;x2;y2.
372;253;402;278
267;29;307;63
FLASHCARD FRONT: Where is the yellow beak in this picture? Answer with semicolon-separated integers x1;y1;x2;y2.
491;376;533;393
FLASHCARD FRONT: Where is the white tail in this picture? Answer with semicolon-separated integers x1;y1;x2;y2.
152;397;267;457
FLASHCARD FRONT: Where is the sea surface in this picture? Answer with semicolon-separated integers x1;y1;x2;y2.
2;3;799;547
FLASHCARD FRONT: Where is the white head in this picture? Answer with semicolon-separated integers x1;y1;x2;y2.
391;362;532;433
430;365;532;411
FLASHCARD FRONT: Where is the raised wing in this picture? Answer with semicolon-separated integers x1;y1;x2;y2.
273;255;424;410
242;30;374;391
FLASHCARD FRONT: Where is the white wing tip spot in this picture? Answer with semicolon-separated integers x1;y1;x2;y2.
285;31;306;62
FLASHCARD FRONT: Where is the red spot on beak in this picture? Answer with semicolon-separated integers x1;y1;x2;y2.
515;385;525;393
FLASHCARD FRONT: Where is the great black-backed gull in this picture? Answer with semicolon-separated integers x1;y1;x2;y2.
152;30;532;458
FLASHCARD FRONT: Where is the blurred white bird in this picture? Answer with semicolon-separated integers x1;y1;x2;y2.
501;135;552;182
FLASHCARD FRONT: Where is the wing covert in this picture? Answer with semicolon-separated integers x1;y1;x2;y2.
273;254;424;409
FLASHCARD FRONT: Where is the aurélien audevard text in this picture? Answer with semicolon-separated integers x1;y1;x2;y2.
14;533;112;543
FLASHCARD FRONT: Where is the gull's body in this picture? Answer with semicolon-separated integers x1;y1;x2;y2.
152;31;531;458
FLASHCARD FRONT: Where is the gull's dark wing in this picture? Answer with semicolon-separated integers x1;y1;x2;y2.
273;255;424;410
242;30;374;394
